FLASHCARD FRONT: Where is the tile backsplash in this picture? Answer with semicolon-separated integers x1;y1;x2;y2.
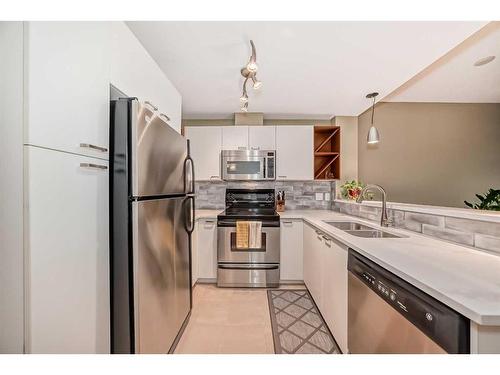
195;180;335;210
334;200;500;256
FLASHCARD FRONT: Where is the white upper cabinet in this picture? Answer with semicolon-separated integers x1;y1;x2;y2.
109;22;182;133
185;126;222;181
222;126;249;150
25;22;111;159
276;126;313;180
248;126;276;150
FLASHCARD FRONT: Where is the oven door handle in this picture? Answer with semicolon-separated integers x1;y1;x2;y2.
217;220;280;227
218;264;279;270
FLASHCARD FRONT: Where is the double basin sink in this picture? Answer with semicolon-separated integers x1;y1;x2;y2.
323;221;404;238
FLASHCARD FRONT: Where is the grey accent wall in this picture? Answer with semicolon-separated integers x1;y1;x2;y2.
196;181;335;210
358;102;500;208
334;201;500;256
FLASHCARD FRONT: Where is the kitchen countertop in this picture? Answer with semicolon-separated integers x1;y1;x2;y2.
192;208;500;325
279;210;500;326
195;209;222;220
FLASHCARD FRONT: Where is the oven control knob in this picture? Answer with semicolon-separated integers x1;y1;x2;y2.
425;312;433;321
390;292;396;301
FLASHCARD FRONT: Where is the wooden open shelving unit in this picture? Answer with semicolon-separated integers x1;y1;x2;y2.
314;125;341;180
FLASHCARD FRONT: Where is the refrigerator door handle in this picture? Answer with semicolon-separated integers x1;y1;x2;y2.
183;139;195;194
183;196;195;234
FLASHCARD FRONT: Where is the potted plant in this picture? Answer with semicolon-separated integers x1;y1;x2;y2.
340;180;366;201
464;189;500;211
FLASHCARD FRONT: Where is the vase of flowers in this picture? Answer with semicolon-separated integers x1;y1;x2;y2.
340;180;366;200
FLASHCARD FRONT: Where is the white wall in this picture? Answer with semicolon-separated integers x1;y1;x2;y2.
0;21;25;353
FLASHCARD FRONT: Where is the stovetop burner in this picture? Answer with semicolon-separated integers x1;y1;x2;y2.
217;188;279;222
217;207;279;221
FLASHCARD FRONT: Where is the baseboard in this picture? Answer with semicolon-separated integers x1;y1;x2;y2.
279;280;305;285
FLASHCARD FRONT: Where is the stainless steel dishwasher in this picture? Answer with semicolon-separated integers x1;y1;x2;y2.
348;249;470;354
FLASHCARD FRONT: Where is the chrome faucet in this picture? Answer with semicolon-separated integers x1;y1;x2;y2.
356;184;393;227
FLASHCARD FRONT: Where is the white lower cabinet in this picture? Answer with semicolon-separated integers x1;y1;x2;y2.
303;222;348;353
280;219;304;281
303;223;325;307
26;146;109;353
321;235;348;354
195;218;218;280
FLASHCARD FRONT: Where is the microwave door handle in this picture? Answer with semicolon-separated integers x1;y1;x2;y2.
263;157;266;178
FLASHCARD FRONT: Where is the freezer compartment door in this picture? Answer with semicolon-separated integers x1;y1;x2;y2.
130;99;188;197
132;197;191;353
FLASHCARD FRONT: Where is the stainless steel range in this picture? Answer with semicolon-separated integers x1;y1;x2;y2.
217;189;280;288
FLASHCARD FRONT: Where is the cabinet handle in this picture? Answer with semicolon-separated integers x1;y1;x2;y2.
315;230;323;240
282;221;293;225
237;146;247;150
80;163;107;170
144;101;158;111
159;113;170;122
322;235;332;247
278;175;287;179
251;146;260;150
80;143;108;152
210;175;221;181
204;220;215;224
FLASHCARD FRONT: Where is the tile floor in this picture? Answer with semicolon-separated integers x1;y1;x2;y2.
174;283;306;354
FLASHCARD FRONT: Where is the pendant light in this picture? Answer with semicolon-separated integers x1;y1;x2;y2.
366;92;380;144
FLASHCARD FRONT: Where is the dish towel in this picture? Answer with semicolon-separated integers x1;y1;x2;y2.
236;221;250;249
249;221;262;249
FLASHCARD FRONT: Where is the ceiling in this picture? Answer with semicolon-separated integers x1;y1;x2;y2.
386;22;500;103
127;21;487;119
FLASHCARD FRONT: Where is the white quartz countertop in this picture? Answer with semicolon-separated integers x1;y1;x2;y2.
195;209;222;220
192;208;500;325
279;210;500;326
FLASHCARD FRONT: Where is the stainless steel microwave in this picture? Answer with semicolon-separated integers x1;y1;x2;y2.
221;150;275;181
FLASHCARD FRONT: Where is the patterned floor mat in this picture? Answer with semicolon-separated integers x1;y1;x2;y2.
267;289;341;354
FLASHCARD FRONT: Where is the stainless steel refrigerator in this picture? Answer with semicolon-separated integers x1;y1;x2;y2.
109;97;195;354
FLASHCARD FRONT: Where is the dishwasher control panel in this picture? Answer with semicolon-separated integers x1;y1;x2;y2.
348;250;470;354
360;271;407;312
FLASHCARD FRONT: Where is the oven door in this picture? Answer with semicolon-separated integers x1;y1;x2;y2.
217;221;280;264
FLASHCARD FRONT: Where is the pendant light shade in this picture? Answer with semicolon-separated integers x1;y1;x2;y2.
367;125;380;144
366;92;380;144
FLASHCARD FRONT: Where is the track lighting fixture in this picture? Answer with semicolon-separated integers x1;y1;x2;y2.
239;40;262;111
